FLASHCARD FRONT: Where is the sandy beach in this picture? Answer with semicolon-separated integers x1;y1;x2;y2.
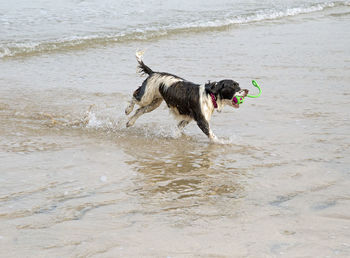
1;1;350;257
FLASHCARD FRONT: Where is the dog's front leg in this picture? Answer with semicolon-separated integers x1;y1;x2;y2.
196;117;217;142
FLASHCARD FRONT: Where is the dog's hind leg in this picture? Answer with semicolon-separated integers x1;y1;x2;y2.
177;120;190;131
125;97;136;115
126;82;148;115
126;98;162;127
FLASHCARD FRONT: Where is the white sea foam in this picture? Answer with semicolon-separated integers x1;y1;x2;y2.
181;2;338;29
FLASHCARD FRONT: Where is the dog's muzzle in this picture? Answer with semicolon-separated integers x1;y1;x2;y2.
232;89;248;108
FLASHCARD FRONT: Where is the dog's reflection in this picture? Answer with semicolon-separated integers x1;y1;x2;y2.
124;139;245;204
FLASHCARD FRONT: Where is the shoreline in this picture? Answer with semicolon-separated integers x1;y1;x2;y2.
1;7;350;257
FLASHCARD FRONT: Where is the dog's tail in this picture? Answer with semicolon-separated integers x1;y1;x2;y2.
136;50;153;76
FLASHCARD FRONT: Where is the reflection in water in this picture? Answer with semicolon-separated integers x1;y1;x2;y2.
122;138;246;219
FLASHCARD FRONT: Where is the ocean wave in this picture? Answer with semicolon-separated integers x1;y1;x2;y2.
0;29;169;59
0;1;348;59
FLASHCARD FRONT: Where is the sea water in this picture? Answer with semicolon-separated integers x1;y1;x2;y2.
1;0;350;256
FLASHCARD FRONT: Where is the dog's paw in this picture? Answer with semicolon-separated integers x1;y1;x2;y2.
126;120;134;128
209;134;220;143
125;109;131;116
125;106;133;115
125;100;135;115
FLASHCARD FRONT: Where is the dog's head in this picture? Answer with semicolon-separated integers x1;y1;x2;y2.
207;80;248;108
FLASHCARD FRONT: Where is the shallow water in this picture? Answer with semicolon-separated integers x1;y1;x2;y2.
1;1;350;257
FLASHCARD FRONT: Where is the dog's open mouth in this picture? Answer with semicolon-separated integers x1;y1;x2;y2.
232;98;241;108
232;89;248;108
232;98;240;108
233;103;240;108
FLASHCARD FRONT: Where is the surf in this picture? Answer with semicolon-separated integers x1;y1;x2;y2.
1;1;348;59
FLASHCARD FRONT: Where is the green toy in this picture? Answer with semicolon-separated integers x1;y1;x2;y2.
233;80;262;105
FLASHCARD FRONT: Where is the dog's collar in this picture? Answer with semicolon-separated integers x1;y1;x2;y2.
209;93;218;109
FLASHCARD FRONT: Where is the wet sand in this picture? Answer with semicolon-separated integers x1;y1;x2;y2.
1;6;350;257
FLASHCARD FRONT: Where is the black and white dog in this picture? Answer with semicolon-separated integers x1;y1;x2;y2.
125;51;248;141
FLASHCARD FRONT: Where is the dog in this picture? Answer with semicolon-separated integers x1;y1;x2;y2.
125;51;248;141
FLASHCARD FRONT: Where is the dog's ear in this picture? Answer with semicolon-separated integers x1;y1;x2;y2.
206;81;222;95
220;87;235;99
